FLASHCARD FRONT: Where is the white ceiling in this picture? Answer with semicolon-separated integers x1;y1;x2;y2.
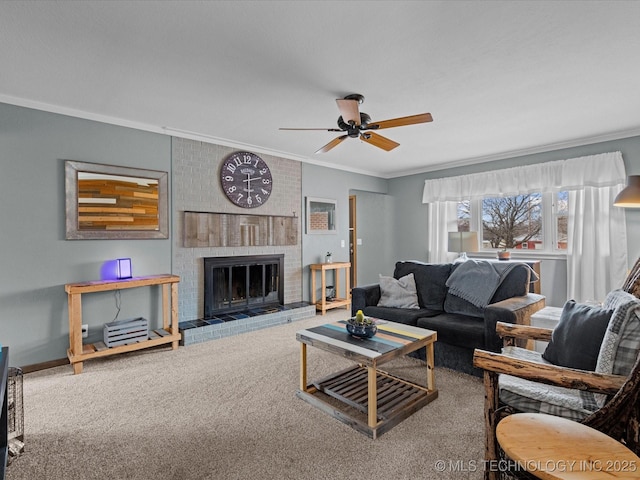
2;1;640;178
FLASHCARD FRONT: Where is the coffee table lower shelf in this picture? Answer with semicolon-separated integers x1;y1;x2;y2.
296;365;438;439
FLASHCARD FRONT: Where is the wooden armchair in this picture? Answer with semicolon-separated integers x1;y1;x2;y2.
473;321;640;480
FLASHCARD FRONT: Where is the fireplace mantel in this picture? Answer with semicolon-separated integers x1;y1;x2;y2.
184;211;298;247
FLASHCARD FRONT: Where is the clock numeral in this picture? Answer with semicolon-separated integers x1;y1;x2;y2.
262;179;271;185
226;164;236;174
261;188;269;195
256;195;262;204
224;176;234;182
236;193;243;201
259;168;268;175
227;186;236;193
247;196;252;205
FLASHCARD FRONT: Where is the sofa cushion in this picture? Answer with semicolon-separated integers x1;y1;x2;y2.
363;306;440;326
393;261;451;311
417;312;484;349
377;273;419;309
542;300;613;371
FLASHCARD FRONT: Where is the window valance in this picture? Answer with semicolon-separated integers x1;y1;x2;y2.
422;151;626;203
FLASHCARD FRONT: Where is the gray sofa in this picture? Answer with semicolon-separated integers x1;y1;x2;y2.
351;260;545;376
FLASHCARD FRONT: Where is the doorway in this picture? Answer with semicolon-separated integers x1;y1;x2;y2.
349;195;357;287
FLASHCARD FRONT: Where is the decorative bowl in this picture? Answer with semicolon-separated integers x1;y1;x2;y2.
346;319;377;338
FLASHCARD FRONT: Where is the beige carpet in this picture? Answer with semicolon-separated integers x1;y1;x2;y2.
7;310;484;480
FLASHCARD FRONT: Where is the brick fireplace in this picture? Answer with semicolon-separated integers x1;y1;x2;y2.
179;253;314;346
203;254;284;317
173;138;314;346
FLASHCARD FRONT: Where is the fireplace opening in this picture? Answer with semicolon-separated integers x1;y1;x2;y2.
204;254;284;318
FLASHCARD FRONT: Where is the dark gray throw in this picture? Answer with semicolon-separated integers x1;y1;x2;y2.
445;260;520;308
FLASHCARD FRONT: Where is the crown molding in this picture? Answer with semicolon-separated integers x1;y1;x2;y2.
390;127;640;178
4;94;639;180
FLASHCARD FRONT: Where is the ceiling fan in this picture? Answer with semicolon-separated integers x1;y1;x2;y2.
279;94;433;154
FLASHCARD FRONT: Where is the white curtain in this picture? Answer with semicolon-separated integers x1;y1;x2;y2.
567;185;628;302
427;202;458;263
422;151;628;300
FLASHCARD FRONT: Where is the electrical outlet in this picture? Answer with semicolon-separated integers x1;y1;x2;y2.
81;324;88;338
341;240;345;248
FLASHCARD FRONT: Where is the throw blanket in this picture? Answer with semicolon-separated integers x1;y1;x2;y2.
445;260;526;308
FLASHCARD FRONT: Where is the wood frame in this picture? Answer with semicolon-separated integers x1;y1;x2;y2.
65;160;169;240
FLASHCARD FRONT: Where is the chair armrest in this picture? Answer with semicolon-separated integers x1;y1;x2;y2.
496;321;553;343
473;349;625;395
483;293;546;352
351;284;381;316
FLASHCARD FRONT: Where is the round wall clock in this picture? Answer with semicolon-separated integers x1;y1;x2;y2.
220;151;273;208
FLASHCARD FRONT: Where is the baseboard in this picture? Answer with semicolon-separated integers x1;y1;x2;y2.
20;357;69;374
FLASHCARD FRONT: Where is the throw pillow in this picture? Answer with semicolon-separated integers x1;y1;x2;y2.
542;300;613;371
377;273;419;309
593;289;640;407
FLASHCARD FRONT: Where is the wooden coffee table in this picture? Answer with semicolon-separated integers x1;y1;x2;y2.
296;319;438;439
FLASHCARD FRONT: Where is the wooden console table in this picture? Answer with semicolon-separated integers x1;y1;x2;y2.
310;262;351;315
65;274;180;374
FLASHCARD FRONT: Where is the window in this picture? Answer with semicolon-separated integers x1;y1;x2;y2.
554;191;568;250
456;192;567;253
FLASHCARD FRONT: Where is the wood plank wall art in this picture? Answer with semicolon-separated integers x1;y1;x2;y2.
77;175;159;231
184;211;298;247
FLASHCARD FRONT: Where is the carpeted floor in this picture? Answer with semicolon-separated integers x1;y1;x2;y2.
6;310;484;480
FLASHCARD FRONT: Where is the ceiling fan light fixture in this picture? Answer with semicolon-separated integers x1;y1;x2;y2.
280;93;432;153
614;175;640;208
343;93;364;104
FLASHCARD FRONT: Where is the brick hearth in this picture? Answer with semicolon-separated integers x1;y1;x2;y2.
179;302;315;346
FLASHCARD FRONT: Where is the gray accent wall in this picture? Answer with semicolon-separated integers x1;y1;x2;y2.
0;103;171;367
388;137;640;307
2;100;639;367
301;164;387;301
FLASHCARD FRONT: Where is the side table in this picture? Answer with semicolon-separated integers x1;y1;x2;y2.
497;413;640;479
309;262;351;315
65;274;180;374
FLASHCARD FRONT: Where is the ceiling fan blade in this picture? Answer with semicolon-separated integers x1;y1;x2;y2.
367;113;433;130
279;127;343;131
315;135;348;154
360;132;400;151
336;99;361;126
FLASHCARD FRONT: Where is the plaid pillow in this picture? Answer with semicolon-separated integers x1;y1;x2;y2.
594;289;640;407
